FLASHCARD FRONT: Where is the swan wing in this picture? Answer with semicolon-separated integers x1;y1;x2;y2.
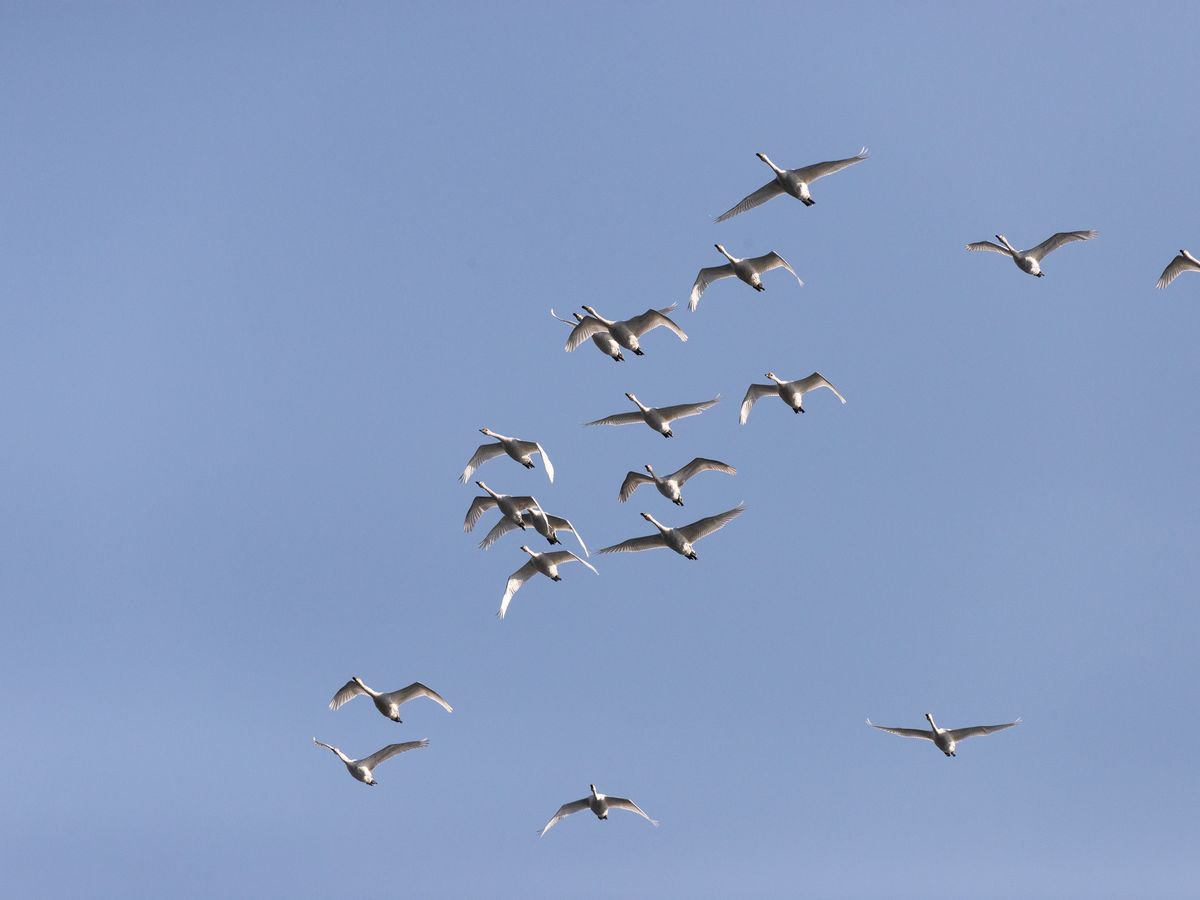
360;739;429;771
383;682;453;714
547;514;589;557
459;442;505;483
499;560;539;619
690;264;735;311
564;315;609;352
673;457;736;484
657;396;720;423
792;147;869;183
543;550;598;575
479;516;520;550
947;719;1021;742
624;308;688;342
1156;253;1200;289
329;679;367;711
598;534;669;554
1026;230;1097;261
794;372;847;404
965;240;1011;255
539;799;590;836
606;796;659;827
866;719;934;741
550;308;577;326
585;411;646;427
511;441;553;482
618;471;654;502
747;251;803;286
678;502;745;543
463;495;498;532
714;179;785;223
739;383;776;425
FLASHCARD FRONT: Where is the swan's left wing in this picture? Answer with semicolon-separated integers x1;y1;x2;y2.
657;396;720;422
597;534;668;554
625;308;688;342
947;719;1021;742
714;179;785;223
739;383;776;425
479;516;521;550
329;679;367;711
542;551;598;575
460;442;505;483
747;251;803;286
965;240;1011;255
563;314;609;352
606;797;659;827
360;739;429;771
690;264;734;311
585;411;645;427
678;503;745;543
866;719;934;741
792;147;869;183
384;682;454;714
500;560;539;619
1027;230;1097;261
1156;253;1200;289
539;799;590;836
673;457;736;483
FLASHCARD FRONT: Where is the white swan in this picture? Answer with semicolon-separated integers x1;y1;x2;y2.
585;392;720;438
328;677;453;723
619;457;736;506
1156;249;1200;289
313;737;428;785
598;503;744;560
867;713;1020;757
499;545;598;619
479;500;589;556
690;244;802;311
460;428;554;483
539;784;659;836
464;482;538;533
740;371;846;424
551;309;625;361
561;305;687;357
966;231;1097;277
715;147;869;221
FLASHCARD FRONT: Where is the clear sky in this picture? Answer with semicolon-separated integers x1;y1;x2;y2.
2;2;1198;897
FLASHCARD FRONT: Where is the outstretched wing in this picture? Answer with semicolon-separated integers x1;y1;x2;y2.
618;471;654;502
866;719;935;741
678;503;745;543
329;679;367;711
657;396;720;423
598;534;668;554
460;442;505;483
499;560;539;619
624;308;688;343
947;719;1021;742
585;411;646;427
539;798;590;836
605;796;659;827
965;240;1011;255
382;682;453;714
546;514;589;557
563;314;609;352
360;739;429;771
690;264;735;311
1026;230;1097;261
512;441;554;483
463;495;498;532
747;251;803;287
479;516;521;550
673;457;736;484
1156;253;1200;289
739;383;776;425
793;147;869;183
714;179;785;223
542;550;598;575
794;372;847;405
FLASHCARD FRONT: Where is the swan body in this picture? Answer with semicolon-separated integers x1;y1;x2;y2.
690;244;802;311
559;304;687;357
328;677;453;723
313;737;428;785
739;371;846;424
618;457;736;506
539;784;658;836
551;309;625;361
460;428;554;483
598;503;745;560
867;713;1020;757
1156;249;1200;289
966;231;1097;277
715;147;869;221
499;544;598;619
464;481;538;533
479;500;589;556
585;392;720;438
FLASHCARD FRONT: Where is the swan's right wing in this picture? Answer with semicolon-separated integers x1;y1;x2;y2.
547;514;589;557
625;308;688;342
673;457;736;484
563;315;609;352
543;551;598;575
739;383;775;425
1026;230;1097;261
384;682;453;714
965;240;1011;255
499;560;539;619
361;739;429;771
793;147;869;183
512;441;554;483
678;503;745;543
794;372;847;404
747;251;803;287
657;396;720;423
606;797;659;827
460;442;505;482
585;411;646;427
866;719;935;741
329;679;367;711
618;471;654;502
1156;254;1200;289
714;179;785;223
464;495;498;532
690;264;735;311
479;516;520;550
598;534;669;554
539;799;590;836
947;719;1021;742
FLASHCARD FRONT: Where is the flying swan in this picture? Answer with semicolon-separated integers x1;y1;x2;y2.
740;371;846;424
312;737;428;785
866;713;1021;757
499;545;598;620
328;677;453;723
618;457;736;506
598;504;745;560
690;244;802;311
966;231;1097;277
539;784;658;836
715;147;869;221
478;500;589;556
1156;249;1200;289
585;392;719;438
460;428;554;483
558;305;687;358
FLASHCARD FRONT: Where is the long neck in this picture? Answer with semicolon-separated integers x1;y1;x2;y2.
1184;249;1200;265
766;374;785;386
628;395;649;412
716;244;738;264
586;308;614;326
996;235;1019;256
926;714;940;733
644;514;668;533
479;483;502;499
315;740;352;763
757;152;784;175
354;678;380;698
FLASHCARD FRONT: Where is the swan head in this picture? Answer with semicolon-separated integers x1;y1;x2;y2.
519;544;535;556
924;712;935;724
589;783;599;796
479;427;493;437
581;305;600;318
625;392;641;407
644;464;655;474
352;675;364;686
765;371;781;382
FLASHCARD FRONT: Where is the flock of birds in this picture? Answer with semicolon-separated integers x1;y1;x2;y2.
313;144;1198;834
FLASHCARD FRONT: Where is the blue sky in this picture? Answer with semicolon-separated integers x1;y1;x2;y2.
2;2;1198;897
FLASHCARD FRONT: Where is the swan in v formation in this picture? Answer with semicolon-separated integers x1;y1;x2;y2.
539;784;659;836
460;428;554;484
1156;249;1200;289
499;545;598;619
740;371;846;424
598;503;745;560
690;244;802;311
966;230;1097;277
313;737;428;785
715;147;869;221
464;482;588;554
553;304;687;358
329;677;453;722
619;457;736;506
585;392;720;438
867;713;1021;757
